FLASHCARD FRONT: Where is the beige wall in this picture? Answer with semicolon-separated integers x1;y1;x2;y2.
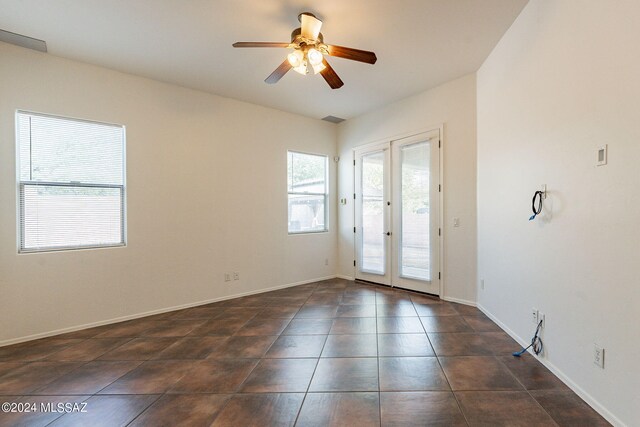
477;1;640;425
337;74;478;303
0;42;337;344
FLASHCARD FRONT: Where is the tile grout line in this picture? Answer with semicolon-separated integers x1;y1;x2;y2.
291;282;324;426
133;293;308;427
495;355;563;426
205;282;316;426
72;299;288;425
375;291;382;427
414;296;471;427
42;393;102;427
119;393;163;427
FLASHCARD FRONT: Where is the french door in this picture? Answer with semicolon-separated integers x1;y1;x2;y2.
354;130;440;295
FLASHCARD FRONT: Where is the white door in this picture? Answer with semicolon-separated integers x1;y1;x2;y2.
354;143;391;285
391;131;440;294
354;130;440;295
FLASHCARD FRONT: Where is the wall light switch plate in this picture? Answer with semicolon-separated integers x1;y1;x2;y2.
453;217;460;227
224;273;231;282
233;272;239;280
597;145;608;166
594;344;605;368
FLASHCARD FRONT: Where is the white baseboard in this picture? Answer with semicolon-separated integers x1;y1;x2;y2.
442;296;476;306
336;274;354;280
291;275;338;285
0;275;338;348
477;303;626;427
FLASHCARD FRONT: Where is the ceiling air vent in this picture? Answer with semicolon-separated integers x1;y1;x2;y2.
0;29;47;52
322;115;345;124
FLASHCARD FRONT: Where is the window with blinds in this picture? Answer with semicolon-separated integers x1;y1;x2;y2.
16;111;126;252
287;151;328;234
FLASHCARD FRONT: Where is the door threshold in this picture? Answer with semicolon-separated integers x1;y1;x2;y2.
355;278;390;287
354;279;440;298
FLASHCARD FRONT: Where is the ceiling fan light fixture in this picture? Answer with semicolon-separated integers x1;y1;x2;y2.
293;62;308;75
311;61;326;75
287;49;304;67
307;48;323;66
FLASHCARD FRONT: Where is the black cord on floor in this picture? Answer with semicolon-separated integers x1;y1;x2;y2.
513;319;544;357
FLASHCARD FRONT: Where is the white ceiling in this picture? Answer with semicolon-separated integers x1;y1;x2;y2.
0;0;528;120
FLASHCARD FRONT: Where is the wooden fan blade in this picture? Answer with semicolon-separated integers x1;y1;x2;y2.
326;44;377;64
320;59;344;89
265;59;293;84
300;13;322;41
233;42;290;48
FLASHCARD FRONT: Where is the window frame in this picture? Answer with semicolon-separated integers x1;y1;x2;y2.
287;150;329;235
15;110;127;253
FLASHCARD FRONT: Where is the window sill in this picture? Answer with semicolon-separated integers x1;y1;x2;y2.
288;230;329;236
18;243;126;254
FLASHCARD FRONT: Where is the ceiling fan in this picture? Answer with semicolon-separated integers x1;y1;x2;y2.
233;12;377;89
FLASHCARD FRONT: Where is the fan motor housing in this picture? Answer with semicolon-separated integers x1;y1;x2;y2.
290;28;324;45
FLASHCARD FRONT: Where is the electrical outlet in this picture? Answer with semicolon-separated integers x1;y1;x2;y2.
594;344;605;368
596;145;608;166
538;312;545;328
224;273;231;282
233;272;239;280
325;258;329;266
453;217;460;227
531;308;539;324
480;279;485;290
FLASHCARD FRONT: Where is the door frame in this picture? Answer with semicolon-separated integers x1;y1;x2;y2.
352;125;445;297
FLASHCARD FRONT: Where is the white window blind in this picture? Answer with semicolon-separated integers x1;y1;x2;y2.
287;151;328;233
17;111;126;252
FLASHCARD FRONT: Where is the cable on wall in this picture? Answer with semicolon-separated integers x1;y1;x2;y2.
513;319;544;357
529;190;545;221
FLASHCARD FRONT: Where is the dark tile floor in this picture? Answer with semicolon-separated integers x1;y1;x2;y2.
0;279;610;426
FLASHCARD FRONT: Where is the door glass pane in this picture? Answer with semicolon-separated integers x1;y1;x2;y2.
361;151;385;274
400;142;430;280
